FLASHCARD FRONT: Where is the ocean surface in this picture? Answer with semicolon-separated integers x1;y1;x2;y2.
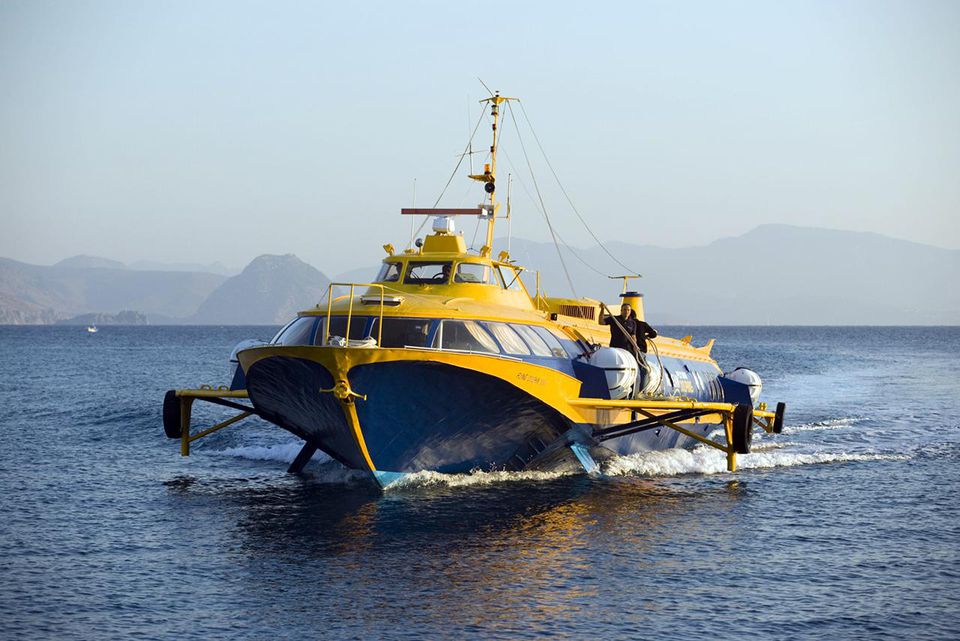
1;325;958;640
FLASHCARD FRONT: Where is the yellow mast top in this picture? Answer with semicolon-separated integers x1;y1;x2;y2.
469;92;517;254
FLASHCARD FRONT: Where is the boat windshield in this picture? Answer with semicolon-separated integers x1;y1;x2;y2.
511;324;554;357
325;316;369;342
433;320;499;353
404;262;452;285
272;317;317;345
375;262;402;283
485;322;530;355
369;317;432;348
530;326;569;357
454;263;495;285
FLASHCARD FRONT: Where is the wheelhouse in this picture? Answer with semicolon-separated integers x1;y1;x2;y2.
374;256;525;291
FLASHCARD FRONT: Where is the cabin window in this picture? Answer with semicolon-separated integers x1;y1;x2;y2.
270;319;296;343
511;324;554;357
273;317;317;346
497;266;524;292
325;316;369;343
530;326;569;358
369;317;432;348
375;262;402;283
432;320;499;354
404;262;452;285
454;263;495;284
485;322;531;355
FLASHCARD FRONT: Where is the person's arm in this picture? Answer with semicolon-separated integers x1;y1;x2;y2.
641;322;657;339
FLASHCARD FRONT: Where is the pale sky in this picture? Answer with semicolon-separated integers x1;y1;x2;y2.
1;0;958;275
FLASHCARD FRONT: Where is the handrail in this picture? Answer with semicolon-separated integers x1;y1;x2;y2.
324;282;386;347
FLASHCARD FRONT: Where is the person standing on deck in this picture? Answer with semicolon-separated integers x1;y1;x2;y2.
602;303;658;362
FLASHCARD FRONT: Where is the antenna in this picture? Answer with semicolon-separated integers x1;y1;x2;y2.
507;173;513;254
471;90;518;253
408;178;417;248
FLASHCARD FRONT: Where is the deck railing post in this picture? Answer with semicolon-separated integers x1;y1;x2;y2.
345;285;355;344
324;284;334;346
378;285;384;346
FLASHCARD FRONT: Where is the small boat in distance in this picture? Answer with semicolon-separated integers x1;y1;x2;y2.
86;325;98;334
161;90;787;488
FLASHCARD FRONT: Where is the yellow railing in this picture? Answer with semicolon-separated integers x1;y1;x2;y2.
323;283;386;347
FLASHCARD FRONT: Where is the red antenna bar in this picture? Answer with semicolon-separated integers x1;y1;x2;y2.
400;208;485;216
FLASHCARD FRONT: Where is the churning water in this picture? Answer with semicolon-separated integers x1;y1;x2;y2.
1;326;958;640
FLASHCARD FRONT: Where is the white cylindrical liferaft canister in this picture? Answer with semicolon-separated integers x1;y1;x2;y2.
229;338;268;382
724;367;763;405
590;347;639;400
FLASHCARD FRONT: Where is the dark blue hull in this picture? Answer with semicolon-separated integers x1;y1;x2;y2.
246;357;575;474
244;354;731;480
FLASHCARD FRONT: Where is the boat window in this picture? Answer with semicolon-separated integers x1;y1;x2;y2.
454;263;495;285
404;261;452;285
497;266;524;292
530;326;569;358
273;317;316;346
375;262;402;283
433;320;500;354
511;324;554;357
325;315;369;342
369;317;432;348
485;322;531;355
270;319;297;344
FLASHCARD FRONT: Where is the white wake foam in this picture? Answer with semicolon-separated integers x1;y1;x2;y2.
788;416;868;433
388;467;578;490
604;445;906;477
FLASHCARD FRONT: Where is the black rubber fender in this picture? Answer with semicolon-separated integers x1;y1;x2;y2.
162;390;182;439
732;404;753;454
773;401;786;434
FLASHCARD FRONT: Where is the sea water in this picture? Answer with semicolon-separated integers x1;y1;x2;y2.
0;326;958;640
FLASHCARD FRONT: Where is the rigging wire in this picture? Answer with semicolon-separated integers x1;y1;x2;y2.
507;101;578;298
517;100;640;277
499;144;610;279
469;216;482;250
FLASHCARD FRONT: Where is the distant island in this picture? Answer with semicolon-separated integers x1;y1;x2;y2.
55;310;148;326
1;225;957;325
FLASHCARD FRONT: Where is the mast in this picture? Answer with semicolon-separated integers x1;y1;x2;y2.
471;91;516;254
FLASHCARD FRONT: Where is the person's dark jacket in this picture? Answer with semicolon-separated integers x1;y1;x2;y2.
602;312;658;354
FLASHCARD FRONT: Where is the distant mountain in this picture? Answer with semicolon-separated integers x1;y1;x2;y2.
3;225;956;325
504;224;960;325
55;255;127;270
52;255;239;276
190;254;331;325
0;257;226;324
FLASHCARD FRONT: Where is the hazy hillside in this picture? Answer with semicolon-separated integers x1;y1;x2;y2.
54;254;239;276
0;258;226;324
55;255;127;270
3;226;957;325
128;259;239;275
190;254;331;325
506;225;960;325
